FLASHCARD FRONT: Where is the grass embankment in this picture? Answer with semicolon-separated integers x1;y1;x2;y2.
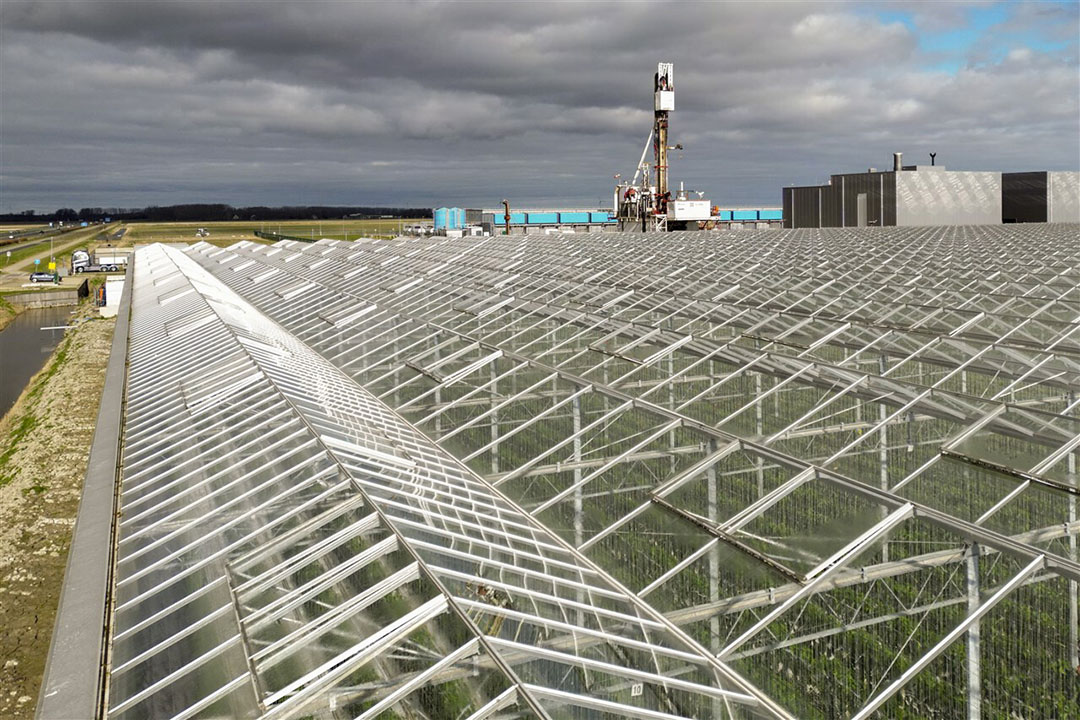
0;224;48;236
0;304;115;719
0;296;21;332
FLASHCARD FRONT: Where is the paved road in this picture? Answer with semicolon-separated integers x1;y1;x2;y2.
0;227;82;255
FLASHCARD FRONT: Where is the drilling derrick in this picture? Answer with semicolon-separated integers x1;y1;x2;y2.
616;62;708;231
654;63;674;215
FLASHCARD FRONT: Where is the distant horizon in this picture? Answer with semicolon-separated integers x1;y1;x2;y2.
4;197;799;216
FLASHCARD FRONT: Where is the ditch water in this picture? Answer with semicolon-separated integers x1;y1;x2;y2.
0;305;75;418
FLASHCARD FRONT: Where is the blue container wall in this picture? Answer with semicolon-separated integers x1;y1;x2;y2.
559;212;590;224
509;212;527;225
433;208;448;229
527;212;558;224
444;207;459;229
718;211;733;221
759;209;783;221
733;210;758;221
454;208;466;229
590;212;614;223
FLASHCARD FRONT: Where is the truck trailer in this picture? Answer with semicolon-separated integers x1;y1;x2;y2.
71;248;129;273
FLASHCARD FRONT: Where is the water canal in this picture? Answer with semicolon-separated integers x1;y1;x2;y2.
0;305;74;417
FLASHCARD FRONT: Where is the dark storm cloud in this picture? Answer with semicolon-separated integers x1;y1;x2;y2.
1;1;1076;211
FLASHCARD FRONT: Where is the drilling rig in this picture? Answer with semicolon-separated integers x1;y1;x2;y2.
615;63;711;231
654;62;674;222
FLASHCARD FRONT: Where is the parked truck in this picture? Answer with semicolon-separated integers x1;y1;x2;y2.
71;248;129;273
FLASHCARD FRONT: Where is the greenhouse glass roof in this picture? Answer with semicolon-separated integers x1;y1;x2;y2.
81;225;1080;719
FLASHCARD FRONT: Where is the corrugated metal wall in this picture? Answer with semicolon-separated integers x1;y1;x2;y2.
895;171;1001;226
787;186;822;228
835;173;890;227
787;173;894;228
1048;171;1080;223
883;173;897;226
821;181;842;227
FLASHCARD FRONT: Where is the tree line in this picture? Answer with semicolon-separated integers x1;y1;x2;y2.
1;204;431;223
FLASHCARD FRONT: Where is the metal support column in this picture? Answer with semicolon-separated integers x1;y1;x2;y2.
966;542;981;720
879;355;889;563
572;393;585;636
1070;448;1078;671
707;440;720;647
490;363;499;474
707;439;723;719
433;345;441;436
667;355;677;476
573;394;584;550
755;373;764;497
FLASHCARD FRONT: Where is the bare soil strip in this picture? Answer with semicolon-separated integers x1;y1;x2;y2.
0;306;115;719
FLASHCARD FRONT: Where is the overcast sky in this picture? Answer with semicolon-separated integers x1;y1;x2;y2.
1;0;1077;213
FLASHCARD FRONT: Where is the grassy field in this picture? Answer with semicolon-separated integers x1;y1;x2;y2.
122;218;428;246
0;224;49;234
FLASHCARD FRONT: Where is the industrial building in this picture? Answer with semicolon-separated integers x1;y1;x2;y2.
783;153;1080;228
434;207;782;236
431;207;617;235
40;224;1079;720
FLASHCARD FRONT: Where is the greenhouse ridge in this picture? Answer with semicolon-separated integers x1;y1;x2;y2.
41;224;1080;718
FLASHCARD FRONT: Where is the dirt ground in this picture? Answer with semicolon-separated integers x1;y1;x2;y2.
0;305;115;719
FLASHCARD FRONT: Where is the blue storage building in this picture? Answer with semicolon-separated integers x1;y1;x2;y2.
712;207;784;227
432;207;469;231
478;208;617;234
433;208;449;230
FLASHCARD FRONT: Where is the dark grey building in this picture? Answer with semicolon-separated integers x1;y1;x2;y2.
783;170;898;228
1002;171;1080;223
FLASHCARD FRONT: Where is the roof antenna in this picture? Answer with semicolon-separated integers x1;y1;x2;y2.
929;152;936;166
